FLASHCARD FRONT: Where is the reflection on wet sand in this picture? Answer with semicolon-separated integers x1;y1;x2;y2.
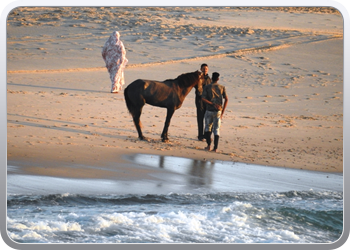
8;154;343;196
126;154;343;193
128;154;215;188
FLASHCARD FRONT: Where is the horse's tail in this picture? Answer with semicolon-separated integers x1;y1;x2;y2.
124;85;135;118
124;83;144;130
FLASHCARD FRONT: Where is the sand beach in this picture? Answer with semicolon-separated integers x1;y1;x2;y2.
7;7;343;179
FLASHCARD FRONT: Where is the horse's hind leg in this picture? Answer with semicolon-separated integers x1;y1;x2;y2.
125;85;147;141
132;108;147;141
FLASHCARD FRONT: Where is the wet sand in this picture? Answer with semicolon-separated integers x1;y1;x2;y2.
7;154;343;195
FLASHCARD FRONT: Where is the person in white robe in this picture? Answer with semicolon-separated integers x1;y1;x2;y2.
102;31;128;93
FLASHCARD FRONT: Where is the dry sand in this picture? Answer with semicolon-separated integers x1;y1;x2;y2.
6;7;343;182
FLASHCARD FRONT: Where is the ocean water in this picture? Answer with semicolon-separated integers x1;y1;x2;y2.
7;191;343;244
7;155;343;244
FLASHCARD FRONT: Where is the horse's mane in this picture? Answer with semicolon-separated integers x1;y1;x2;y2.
173;71;201;88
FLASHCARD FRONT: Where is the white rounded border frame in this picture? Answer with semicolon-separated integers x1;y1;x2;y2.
1;0;349;250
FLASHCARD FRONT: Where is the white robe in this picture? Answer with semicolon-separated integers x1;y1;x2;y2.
102;31;128;93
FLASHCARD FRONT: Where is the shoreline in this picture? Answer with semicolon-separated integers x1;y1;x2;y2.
7;138;343;184
8;152;343;196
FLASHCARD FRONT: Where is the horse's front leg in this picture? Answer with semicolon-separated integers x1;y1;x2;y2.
161;108;175;142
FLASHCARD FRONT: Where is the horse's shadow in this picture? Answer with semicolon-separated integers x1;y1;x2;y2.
7;83;105;94
7;113;135;139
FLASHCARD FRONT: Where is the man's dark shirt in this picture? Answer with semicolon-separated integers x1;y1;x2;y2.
202;82;227;112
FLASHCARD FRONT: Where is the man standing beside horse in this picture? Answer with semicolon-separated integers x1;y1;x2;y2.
201;72;228;152
195;63;212;141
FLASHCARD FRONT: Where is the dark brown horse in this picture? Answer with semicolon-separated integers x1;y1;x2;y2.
124;70;204;142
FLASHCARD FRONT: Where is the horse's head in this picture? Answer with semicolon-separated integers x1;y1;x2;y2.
194;70;204;90
176;70;204;90
196;70;204;80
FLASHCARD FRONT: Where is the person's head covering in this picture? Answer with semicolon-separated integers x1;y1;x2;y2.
110;31;120;46
113;31;120;40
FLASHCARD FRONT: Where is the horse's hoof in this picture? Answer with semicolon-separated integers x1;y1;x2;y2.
162;138;169;143
139;136;149;141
